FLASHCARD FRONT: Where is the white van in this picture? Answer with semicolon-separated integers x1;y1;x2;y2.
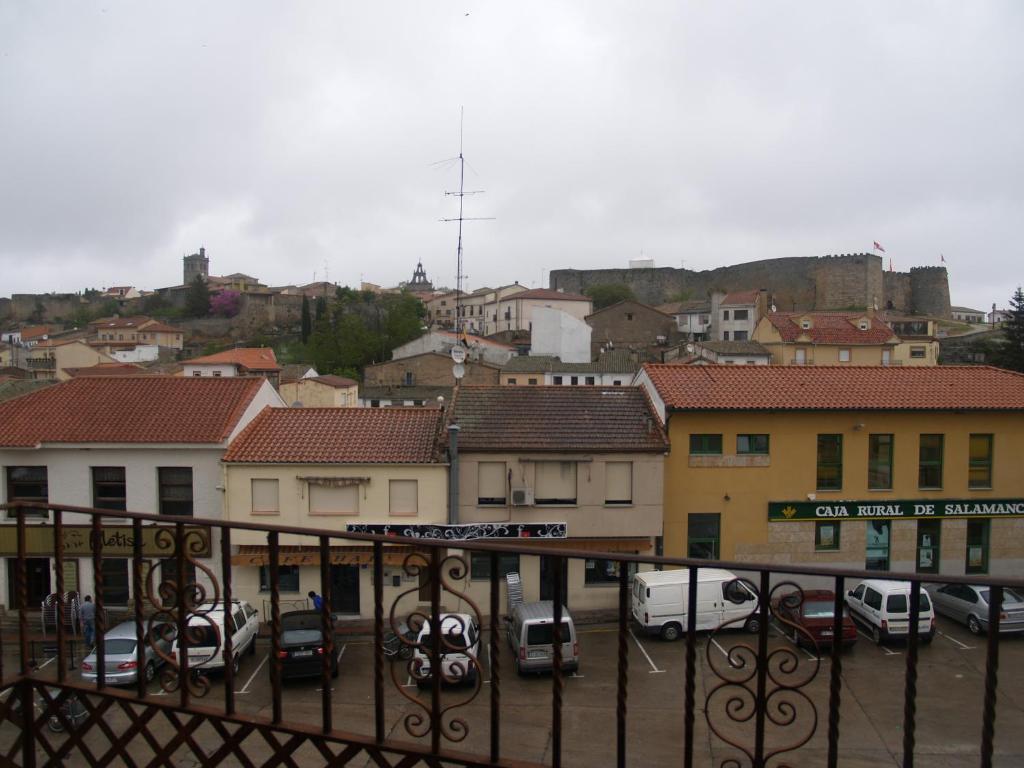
413;613;481;687
845;579;935;645
506;601;579;675
171;600;260;674
632;568;759;640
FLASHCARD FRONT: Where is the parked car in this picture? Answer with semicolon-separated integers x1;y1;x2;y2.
413;613;480;687
632;568;759;640
771;589;857;649
506;601;579;675
80;619;176;686
931;584;1024;635
275;610;339;680
845;580;935;645
171;599;260;675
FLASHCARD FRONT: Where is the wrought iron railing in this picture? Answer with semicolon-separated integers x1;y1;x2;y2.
0;501;1020;767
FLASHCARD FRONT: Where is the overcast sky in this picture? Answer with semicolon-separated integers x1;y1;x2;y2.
1;2;1021;311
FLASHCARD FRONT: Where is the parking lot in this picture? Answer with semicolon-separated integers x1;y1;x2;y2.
4;613;1024;767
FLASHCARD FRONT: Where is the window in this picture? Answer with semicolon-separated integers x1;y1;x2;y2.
966;520;990;574
864;587;883;610
250;478;279;515
389;480;418;516
470;552;519;581
690;434;723;455
507;378;517;385
687;513;720;559
910;346;927;359
865;520;890;570
404;372;415;385
160;559;197;606
916;520;941;574
613;380;622;386
722;310;730;321
968;434;993;488
310;483;359;515
815;521;840;551
838;348;851;362
585;376;595;385
816;435;842;490
5;467;47;517
478;462;507;505
604;461;632;505
158;468;193;516
192;371;202;377
626;313;634;321
734;330;748;341
528;378;538;385
534;461;577;505
736;434;769;455
723;331;730;340
570;376;579;385
733;309;748;321
881;349;891;366
91;467;127;512
259;565;300;593
370;400;380;407
868;434;893;490
795;348;807;364
585;559;637;585
101;559;130;604
212;371;222;377
918;434;943;489
553;376;563;385
801;319;811;330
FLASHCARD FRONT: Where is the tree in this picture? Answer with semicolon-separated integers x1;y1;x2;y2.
185;275;210;318
585;283;636;310
301;295;312;343
996;286;1024;372
210;290;242;317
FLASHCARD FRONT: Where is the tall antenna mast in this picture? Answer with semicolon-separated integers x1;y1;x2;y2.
440;107;494;335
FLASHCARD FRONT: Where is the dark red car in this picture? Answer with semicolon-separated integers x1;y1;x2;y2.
772;589;857;649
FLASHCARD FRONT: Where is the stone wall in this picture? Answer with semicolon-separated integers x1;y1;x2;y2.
883;272;912;312
910;267;951;318
5;293;85;323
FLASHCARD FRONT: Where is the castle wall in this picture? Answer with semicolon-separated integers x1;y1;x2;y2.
7;294;84;323
883;272;912;312
910;267;951;318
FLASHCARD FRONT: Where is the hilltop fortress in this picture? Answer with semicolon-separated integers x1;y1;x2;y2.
550;253;951;318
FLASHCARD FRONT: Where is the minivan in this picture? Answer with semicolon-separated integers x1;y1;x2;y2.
506;601;579;675
845;579;935;645
632;568;759;640
171;599;260;674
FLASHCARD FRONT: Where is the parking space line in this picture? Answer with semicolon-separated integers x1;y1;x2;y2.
770;623;817;662
710;637;730;659
628;629;666;674
938;631;974;650
236;653;269;694
36;656;56;669
337;643;347;664
855;629;900;656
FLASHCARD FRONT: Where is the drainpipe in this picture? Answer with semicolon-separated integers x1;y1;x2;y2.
448;424;461;525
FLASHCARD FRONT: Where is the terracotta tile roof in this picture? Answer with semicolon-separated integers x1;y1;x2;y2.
721;290;761;306
451;386;668;452
642;364;1024;411
184;347;281;371
0;376;266;447
63;363;148;377
311;375;358;388
19;326;53;341
697;341;771;356
506;288;591;302
223;407;444;463
766;312;896;345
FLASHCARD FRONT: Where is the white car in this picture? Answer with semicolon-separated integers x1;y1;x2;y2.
413;613;480;687
171;600;260;674
845;580;935;645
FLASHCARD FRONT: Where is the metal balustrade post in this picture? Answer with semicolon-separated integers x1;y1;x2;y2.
93;514;107;691
133;518;145;700
902;580;921;768
176;521;189;709
684;565;698;768
981;585;1002;768
489;551;501;764
269;531;282;724
753;570;771;768
373;539;383;742
17;508;30;676
430;547;442;755
54;509;66;684
325;535;337;736
616;560;629;768
222;526;235;715
828;575;845;768
551;556;564;768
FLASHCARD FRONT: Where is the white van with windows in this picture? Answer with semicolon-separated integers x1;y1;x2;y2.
171;600;260;675
845;580;935;645
631;568;759;640
506;601;579;675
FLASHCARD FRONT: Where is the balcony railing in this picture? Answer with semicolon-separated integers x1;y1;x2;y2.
0;501;1021;767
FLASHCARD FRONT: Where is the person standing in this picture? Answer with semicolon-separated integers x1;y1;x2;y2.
79;595;96;648
308;591;324;612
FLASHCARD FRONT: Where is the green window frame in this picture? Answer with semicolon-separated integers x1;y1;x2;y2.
687;513;720;559
918;434;944;489
865;520;891;571
966;519;990;574
815;521;840;551
868;434;894;490
968;434;993;489
816;434;843;491
689;434;723;455
736;434;769;455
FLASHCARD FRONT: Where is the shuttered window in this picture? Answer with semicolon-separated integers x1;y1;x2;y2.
389;480;418;517
251;479;280;515
310;484;359;515
535;461;577;505
478;462;507;505
604;462;632;505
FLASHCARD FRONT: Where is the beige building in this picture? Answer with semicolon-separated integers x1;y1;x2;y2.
222;407;448;618
490;288;593;337
279;375;359;407
752;311;902;365
26;339;118;381
425;284;527;333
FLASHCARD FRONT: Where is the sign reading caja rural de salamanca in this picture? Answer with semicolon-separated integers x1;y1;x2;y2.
768;500;1024;522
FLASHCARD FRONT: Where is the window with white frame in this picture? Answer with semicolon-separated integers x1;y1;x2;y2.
389;480;418;516
251;478;280;514
477;462;507;505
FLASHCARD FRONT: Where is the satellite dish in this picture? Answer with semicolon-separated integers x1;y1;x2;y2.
452;363;466;380
451;347;467;364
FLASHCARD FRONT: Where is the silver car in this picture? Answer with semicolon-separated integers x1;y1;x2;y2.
81;620;176;685
931;584;1024;635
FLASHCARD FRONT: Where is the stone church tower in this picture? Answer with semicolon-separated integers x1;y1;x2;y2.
183;247;209;285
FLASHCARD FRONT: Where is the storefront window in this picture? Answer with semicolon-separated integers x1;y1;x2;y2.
966;520;990;574
865;520;890;571
688;513;720;559
259;565;301;593
868;434;893;490
815;521;840;551
916;520;941;574
584;559;637;585
816;435;843;490
470;552;520;581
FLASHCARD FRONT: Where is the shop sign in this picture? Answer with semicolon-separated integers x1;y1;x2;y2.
346;522;567;540
0;525;212;557
769;499;1024;523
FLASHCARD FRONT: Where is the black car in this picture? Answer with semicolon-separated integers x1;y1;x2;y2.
276;610;339;680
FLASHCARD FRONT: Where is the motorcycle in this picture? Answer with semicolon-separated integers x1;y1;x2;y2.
8;687;88;733
383;622;417;661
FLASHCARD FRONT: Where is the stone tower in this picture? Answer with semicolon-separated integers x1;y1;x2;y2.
407;260;434;293
183;247;209;285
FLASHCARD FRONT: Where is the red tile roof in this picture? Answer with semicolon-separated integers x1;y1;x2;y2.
63;363;148;377
451;386;668;452
642;364;1024;411
0;376;266;447
184;347;280;371
19;326;52;341
765;312;896;345
311;375;358;388
721;290;761;306
506;288;591;302
223;407;444;463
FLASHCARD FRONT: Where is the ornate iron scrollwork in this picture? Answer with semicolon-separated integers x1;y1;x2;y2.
388;552;484;743
705;580;820;767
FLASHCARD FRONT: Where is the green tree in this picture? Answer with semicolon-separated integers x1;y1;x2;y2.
996;286;1024;372
185;275;211;318
584;283;636;310
301;295;312;343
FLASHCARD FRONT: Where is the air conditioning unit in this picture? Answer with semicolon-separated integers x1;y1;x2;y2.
510;486;534;506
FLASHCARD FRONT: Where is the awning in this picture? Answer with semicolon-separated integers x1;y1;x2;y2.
231;545;419;567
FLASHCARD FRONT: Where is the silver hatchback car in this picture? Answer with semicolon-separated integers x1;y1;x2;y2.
81;620;176;685
931;584;1024;635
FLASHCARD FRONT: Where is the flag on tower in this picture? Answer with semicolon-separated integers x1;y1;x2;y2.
889;258;893;272
873;241;886;253
940;253;946;264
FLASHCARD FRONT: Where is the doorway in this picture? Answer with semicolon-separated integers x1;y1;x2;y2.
539;556;569;605
7;558;52;608
330;564;360;614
